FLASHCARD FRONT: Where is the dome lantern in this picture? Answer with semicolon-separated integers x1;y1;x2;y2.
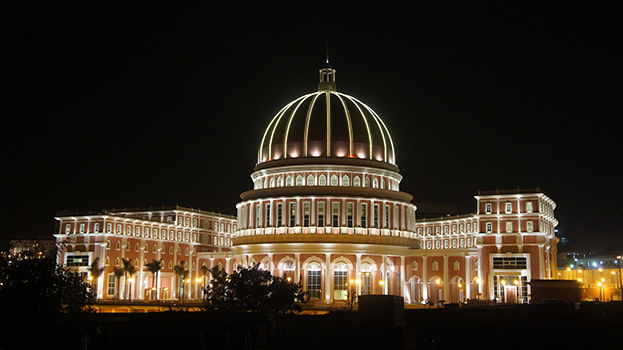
318;64;337;91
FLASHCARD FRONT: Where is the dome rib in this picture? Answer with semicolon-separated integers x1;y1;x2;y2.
303;93;322;157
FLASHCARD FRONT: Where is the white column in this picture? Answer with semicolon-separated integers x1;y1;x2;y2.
422;256;428;301
325;253;331;302
268;254;274;275
465;255;471;300
356;254;362;294
382;255;388;295
400;256;406;297
295;253;300;283
98;243;106;299
443;255;449;301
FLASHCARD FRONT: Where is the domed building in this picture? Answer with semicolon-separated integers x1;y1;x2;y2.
53;64;559;307
234;64;418;302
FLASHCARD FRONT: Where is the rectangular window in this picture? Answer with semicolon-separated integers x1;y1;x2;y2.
527;221;534;232
307;270;322;299
66;254;90;267
289;202;296;227
80;224;85;233
385;205;389;228
506;203;512;213
374;204;379;228
193;219;197;227
332;202;339;227
303;202;310;227
347;203;353;228
277;203;283;227
266;203;271;227
333;270;348;300
145;228;150;238
94;223;99;233
526;202;533;213
486;222;492;232
493;257;527;269
318;202;325;227
107;223;112;233
107;274;116;296
65;224;71;234
361;203;367;228
485;203;492;214
506;222;513;232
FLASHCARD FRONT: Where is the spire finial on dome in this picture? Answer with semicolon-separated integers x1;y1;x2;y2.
318;60;336;91
326;39;329;64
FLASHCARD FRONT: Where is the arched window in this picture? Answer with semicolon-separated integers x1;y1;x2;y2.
333;262;348;300
105;257;110;266
432;261;439;270
134;259;139;267
342;175;350;186
116;241;120;250
153;244;157;253
296;175;303;186
185;248;189;256
135;243;139;252
364;177;370;187
168;261;172;269
106;240;111;249
380;179;384;189
277;176;283;187
454;261;460;270
319;174;327;186
373;178;379;188
115;257;120;266
331;175;338;186
286;176;293;186
412;261;419;270
353;176;361;187
264;177;268;189
307;262;322;299
283;261;295;270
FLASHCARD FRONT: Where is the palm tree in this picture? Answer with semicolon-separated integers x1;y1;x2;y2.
121;258;132;299
126;265;136;301
145;259;162;300
174;260;189;301
113;267;124;301
87;257;105;298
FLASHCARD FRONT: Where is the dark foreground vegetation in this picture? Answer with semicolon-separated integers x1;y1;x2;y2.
2;302;623;350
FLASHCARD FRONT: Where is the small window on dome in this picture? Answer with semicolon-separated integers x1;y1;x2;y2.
277;176;283;187
342;175;349;186
270;178;275;188
373;178;379;188
364;177;370;188
331;175;338;186
307;174;314;186
319;174;327;186
353;176;360;187
296;175;303;186
286;176;293;186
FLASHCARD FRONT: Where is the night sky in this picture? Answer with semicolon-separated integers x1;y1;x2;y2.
2;3;621;253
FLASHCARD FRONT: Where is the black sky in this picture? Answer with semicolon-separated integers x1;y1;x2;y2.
2;2;621;253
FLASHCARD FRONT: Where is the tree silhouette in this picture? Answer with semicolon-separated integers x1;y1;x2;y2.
145;259;162;300
113;267;124;300
205;263;305;314
87;257;105;297
174;260;189;301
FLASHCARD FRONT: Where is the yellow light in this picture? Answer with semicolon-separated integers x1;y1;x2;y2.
287;277;292;282
379;280;385;286
458;283;462;288
195;278;202;283
356;279;361;285
578;270;582;273
128;278;134;283
599;268;603;272
435;279;440;285
566;267;571;271
151;287;156;291
501;280;506;286
601;278;606;283
598;282;602;287
476;278;481;284
514;280;519;285
612;271;616;275
577;278;582;282
350;279;354;284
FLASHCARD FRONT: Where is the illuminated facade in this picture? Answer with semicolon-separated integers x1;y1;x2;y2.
54;65;559;304
234;65;559;304
54;207;237;300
